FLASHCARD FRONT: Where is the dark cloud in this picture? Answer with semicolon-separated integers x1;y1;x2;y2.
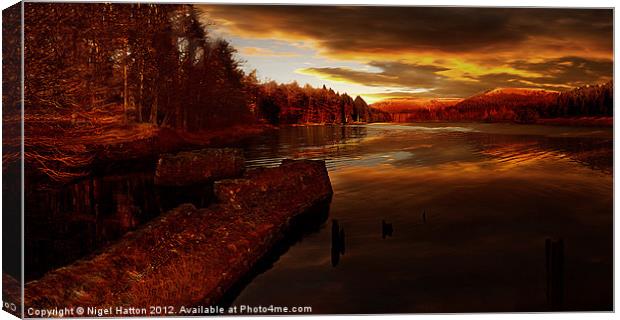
200;5;612;55
509;56;613;85
302;57;612;97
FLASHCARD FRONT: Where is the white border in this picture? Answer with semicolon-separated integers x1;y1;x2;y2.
0;1;616;320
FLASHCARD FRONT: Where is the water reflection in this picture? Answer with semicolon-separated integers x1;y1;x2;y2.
241;125;368;169
219;200;331;308
25;173;212;281
233;123;612;313
463;132;612;174
545;237;565;311
241;124;612;176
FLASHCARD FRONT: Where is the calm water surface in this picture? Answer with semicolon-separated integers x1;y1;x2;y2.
234;123;612;313
26;123;612;313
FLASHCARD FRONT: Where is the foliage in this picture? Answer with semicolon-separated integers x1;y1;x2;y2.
24;3;252;131
553;81;613;117
253;81;375;125
386;83;613;123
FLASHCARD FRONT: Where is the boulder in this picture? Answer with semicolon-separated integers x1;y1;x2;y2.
154;148;244;186
215;159;333;209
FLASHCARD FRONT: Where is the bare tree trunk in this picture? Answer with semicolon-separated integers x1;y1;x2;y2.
150;92;158;125
175;72;183;130
183;106;188;130
137;62;144;122
175;101;182;130
123;55;128;124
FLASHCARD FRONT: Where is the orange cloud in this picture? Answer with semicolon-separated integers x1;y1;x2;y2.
240;46;299;57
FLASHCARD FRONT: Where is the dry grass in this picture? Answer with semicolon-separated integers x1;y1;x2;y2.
12;106;269;186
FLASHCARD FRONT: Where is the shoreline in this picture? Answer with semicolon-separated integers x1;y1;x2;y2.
24;160;333;315
385;117;613;127
19;123;275;187
21;118;612;187
535;117;613;127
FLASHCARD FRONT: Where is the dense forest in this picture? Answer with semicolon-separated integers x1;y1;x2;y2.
553;82;614;118
22;3;380;131
25;3;249;131
254;81;390;125
380;82;613;124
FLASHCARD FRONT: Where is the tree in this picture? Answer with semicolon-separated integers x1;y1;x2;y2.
353;96;369;122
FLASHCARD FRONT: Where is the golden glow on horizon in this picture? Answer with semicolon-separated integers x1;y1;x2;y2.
240;47;300;57
435;59;546;82
294;67;397;84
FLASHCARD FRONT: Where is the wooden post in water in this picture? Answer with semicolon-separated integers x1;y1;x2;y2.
331;220;345;267
545;238;565;310
381;220;393;239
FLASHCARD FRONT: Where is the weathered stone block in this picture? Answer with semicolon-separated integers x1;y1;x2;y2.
154;148;244;186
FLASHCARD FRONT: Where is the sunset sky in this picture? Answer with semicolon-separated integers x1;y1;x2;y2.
198;6;613;103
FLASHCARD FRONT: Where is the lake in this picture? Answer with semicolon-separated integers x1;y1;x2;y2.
26;123;613;313
235;123;613;313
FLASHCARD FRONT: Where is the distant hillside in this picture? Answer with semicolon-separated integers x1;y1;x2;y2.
455;88;560;110
381;82;612;124
448;87;559;122
482;88;560;96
